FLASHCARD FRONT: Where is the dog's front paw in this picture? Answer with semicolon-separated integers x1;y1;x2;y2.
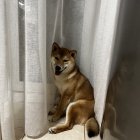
48;110;55;116
48;115;59;122
48;107;57;116
48;127;57;134
48;105;58;116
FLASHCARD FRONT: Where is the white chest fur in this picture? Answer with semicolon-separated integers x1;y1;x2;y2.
54;76;70;95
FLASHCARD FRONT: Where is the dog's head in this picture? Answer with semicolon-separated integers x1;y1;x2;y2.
51;42;77;76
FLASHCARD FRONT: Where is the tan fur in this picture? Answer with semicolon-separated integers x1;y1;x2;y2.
48;42;99;137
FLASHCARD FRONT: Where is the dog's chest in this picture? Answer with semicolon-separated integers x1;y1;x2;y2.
55;79;75;95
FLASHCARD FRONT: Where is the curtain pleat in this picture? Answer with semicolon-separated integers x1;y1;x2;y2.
25;0;47;137
91;0;121;124
0;0;16;140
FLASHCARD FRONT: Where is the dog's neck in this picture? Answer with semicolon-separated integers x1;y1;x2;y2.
67;65;79;80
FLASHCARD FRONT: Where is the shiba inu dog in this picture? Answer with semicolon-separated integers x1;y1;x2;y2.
48;42;99;137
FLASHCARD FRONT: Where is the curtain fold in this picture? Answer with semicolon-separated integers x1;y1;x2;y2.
0;0;16;140
91;0;121;124
25;0;47;137
0;0;122;139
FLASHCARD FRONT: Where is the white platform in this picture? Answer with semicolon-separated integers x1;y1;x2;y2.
22;117;101;140
23;129;119;140
22;117;118;140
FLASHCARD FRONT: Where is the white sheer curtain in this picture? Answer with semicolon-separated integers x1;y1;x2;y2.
0;0;121;139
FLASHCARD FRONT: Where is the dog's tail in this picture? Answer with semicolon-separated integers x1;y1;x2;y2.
85;117;99;138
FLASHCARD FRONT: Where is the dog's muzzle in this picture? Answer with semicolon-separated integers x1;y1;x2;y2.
55;66;66;75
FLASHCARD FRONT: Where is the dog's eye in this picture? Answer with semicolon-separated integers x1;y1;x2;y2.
55;57;59;60
63;60;68;62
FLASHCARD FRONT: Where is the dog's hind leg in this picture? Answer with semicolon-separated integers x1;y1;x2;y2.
48;100;93;134
48;102;75;134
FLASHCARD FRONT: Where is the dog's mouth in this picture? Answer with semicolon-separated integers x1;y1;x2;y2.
55;67;67;75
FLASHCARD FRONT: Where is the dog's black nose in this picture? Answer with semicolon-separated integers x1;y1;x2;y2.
55;66;61;71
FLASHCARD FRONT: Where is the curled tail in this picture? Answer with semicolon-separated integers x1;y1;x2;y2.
85;117;99;138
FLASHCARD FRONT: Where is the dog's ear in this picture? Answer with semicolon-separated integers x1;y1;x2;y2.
70;50;77;58
52;42;60;51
